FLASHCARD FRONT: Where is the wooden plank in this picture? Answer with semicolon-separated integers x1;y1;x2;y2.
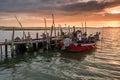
0;37;60;45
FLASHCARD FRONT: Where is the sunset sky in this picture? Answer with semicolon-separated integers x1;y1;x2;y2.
0;0;120;27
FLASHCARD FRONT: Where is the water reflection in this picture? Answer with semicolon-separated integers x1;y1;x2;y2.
60;49;96;61
0;49;96;68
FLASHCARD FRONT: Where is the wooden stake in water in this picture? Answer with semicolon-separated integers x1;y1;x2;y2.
50;25;54;39
68;25;70;36
52;14;56;37
81;22;84;33
36;33;39;50
5;39;8;58
44;18;49;50
60;25;64;38
85;21;87;34
0;46;2;54
44;18;47;35
73;26;75;33
11;27;15;56
51;14;57;48
15;15;26;39
0;46;2;59
57;25;60;36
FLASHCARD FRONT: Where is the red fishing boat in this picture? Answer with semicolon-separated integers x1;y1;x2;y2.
60;42;96;52
59;30;100;52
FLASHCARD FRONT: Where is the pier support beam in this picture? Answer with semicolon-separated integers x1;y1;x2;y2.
36;33;39;50
5;39;8;58
11;27;15;57
11;50;14;58
0;45;2;55
0;45;2;60
5;44;8;58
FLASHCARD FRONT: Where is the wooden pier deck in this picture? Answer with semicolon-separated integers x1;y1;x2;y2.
0;37;60;45
0;36;61;58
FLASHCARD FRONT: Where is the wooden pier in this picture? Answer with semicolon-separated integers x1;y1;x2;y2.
0;14;76;59
0;37;58;45
0;36;61;58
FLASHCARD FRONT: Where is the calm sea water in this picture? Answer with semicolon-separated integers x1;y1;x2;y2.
0;28;120;80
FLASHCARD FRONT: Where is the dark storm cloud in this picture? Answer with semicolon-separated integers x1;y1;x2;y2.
59;0;120;13
0;0;119;14
0;0;78;12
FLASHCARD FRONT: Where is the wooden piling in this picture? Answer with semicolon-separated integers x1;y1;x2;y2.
73;26;76;33
11;27;15;56
36;33;38;39
36;33;39;50
41;33;45;50
44;18;47;35
11;50;14;57
0;45;2;57
44;18;49;50
5;39;8;57
85;21;87;34
68;26;70;37
0;45;2;60
0;45;2;54
15;15;27;39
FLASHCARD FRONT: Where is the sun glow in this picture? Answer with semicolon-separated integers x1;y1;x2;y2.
110;10;120;14
105;6;120;14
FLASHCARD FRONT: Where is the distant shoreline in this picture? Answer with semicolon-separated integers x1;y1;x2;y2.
0;27;50;30
0;26;118;31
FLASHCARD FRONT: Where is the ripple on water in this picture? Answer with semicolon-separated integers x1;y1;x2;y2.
0;28;120;80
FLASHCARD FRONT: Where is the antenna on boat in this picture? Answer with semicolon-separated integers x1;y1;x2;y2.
14;15;26;39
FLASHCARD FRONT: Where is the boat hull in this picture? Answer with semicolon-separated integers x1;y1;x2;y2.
63;43;96;52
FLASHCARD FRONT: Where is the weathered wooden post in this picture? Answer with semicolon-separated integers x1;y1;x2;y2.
11;27;15;57
0;45;2;54
11;50;14;58
57;26;60;36
36;33;38;50
81;22;84;33
5;39;8;58
0;45;2;59
68;25;71;38
44;18;49;50
44;18;47;35
46;33;50;50
43;33;46;50
73;26;76;33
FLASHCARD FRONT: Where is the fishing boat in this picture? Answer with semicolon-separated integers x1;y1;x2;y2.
61;42;96;52
58;20;100;52
69;42;96;52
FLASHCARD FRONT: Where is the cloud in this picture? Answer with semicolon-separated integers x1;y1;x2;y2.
0;0;119;15
0;0;120;19
0;0;78;12
59;0;120;15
